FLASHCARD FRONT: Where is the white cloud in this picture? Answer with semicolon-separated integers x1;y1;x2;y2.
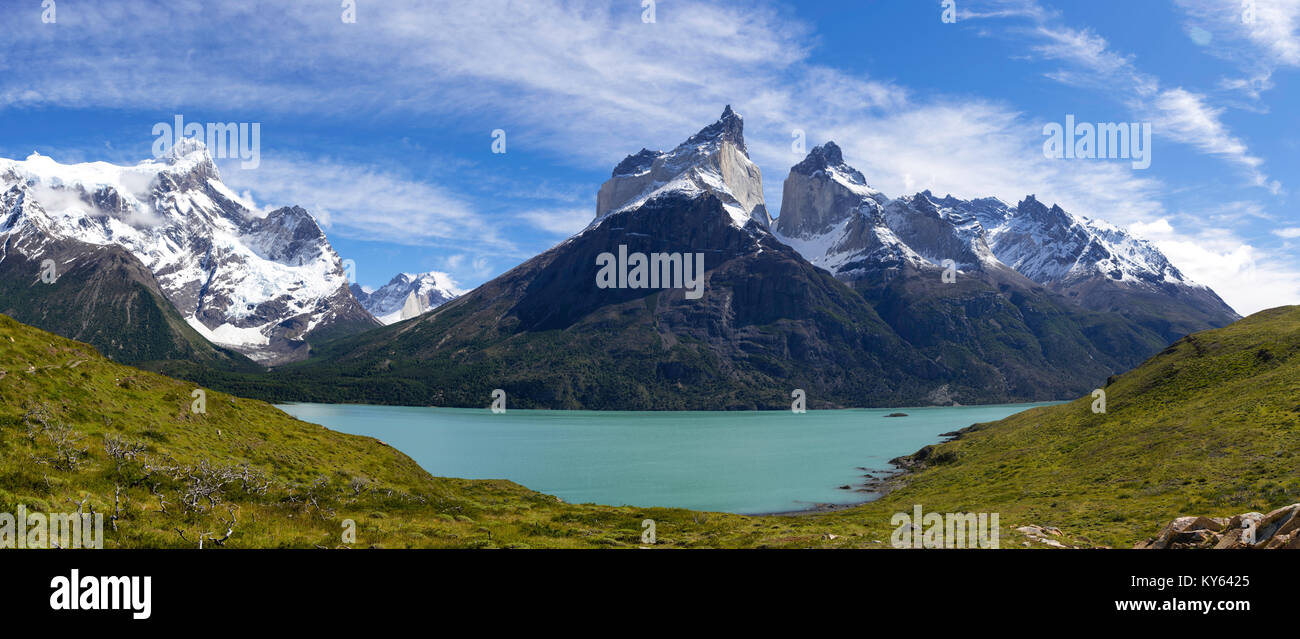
1123;214;1300;316
516;208;593;236
1148;88;1278;192
1129;218;1175;238
1155;236;1300;316
1274;227;1300;239
216;156;518;255
1176;0;1300;70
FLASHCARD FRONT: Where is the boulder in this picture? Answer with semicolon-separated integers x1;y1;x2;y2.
1257;504;1300;542
1140;505;1300;549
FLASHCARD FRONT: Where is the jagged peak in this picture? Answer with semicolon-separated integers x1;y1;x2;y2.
791;141;872;192
680;105;746;155
166;136;211;162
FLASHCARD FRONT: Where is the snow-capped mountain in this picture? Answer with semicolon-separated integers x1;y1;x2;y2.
950;193;1193;290
282;106;966;409
773;141;1239;342
0;140;376;364
772;142;923;275
351;271;462;325
594;105;771;230
773;142;1006;278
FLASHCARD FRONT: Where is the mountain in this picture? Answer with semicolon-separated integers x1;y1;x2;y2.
771;142;1238;347
772;142;1173;399
0;141;377;364
953;193;1241;342
213;107;988;409
351;271;462;325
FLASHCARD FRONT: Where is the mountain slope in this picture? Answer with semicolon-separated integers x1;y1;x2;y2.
0;192;256;369
0;143;377;364
0;312;783;548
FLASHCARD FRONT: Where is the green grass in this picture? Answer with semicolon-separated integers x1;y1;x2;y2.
819;305;1300;547
2;307;1297;549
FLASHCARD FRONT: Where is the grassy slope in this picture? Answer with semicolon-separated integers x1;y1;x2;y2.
2;307;1296;549
0;313;837;548
824;305;1300;547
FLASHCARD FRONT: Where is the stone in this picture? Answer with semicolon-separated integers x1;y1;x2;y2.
1257;504;1300;542
1213;529;1247;550
1183;516;1226;533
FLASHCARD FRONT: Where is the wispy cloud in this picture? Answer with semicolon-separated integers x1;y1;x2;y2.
516;208;593;236
217;155;516;255
964;1;1278;192
1175;0;1300;98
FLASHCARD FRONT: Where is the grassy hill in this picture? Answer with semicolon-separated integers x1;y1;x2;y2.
0;313;751;548
826;305;1300;547
2;307;1297;549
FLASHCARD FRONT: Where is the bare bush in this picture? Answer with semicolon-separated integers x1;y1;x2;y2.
104;435;147;471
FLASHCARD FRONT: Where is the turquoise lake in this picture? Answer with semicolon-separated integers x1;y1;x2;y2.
276;402;1055;514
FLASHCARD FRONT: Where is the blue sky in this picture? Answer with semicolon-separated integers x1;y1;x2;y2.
1;0;1296;314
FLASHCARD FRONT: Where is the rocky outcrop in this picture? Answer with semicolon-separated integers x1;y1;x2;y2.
1135;504;1300;549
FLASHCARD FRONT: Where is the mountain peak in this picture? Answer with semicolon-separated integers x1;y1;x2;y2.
681;105;746;155
792;141;842;173
166;136;211;162
593;106;767;227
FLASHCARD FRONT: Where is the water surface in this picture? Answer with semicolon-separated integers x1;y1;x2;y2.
276;403;1053;514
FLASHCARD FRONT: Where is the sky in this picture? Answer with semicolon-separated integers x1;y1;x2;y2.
0;0;1296;314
